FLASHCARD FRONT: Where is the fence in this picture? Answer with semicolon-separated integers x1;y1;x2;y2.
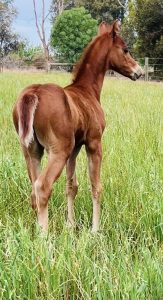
138;57;163;81
49;58;163;82
1;57;163;81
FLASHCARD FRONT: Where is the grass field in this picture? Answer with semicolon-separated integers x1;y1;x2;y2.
0;72;163;299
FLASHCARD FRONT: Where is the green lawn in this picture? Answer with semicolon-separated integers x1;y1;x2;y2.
0;72;163;299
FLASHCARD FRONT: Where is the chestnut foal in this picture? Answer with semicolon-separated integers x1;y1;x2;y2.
13;21;142;233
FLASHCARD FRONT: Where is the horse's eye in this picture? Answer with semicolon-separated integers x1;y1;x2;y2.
123;48;128;54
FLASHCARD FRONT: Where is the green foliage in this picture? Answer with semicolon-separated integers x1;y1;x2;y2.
0;72;163;299
75;0;127;23
121;0;163;59
0;0;19;61
71;0;163;60
18;44;43;63
155;36;163;57
50;0;127;23
51;7;97;63
134;0;163;57
50;0;75;21
121;0;137;54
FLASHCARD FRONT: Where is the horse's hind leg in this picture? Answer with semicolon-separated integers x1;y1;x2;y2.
66;146;81;228
86;141;102;233
22;138;44;209
34;149;71;232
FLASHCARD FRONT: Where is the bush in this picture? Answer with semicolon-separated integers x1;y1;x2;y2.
51;7;97;63
18;45;44;65
2;53;24;69
32;52;47;69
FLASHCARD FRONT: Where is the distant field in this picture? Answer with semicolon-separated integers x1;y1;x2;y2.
0;72;163;299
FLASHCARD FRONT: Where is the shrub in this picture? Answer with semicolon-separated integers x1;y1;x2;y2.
51;7;97;63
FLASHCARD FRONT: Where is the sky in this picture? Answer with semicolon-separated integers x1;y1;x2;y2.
13;0;51;46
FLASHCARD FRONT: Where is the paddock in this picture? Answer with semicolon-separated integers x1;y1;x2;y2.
0;72;162;299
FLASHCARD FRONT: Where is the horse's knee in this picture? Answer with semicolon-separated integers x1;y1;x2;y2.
66;180;78;199
91;183;102;200
34;179;51;209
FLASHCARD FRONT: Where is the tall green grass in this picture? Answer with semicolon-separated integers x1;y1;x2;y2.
0;72;163;299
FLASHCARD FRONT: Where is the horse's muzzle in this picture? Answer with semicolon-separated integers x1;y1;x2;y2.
131;73;141;81
131;67;144;81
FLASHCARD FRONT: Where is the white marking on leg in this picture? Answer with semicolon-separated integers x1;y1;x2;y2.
34;179;48;232
67;196;75;228
92;197;100;233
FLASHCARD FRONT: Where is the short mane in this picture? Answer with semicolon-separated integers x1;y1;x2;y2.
72;35;101;83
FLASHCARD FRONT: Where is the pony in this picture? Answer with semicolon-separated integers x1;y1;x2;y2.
13;20;143;232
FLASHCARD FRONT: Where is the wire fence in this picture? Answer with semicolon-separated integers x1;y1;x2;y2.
1;57;163;81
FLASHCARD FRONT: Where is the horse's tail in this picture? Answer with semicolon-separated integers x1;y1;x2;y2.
17;93;38;148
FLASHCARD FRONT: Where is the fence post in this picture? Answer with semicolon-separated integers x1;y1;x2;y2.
145;57;149;81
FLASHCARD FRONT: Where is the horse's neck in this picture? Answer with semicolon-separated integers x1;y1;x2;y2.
73;35;111;101
77;63;106;100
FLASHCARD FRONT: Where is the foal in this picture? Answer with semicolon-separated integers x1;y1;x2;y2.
13;20;142;232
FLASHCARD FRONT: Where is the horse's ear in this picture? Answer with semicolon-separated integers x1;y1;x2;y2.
98;21;109;35
98;20;120;36
112;20;121;36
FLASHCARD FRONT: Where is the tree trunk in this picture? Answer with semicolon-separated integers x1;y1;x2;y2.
33;0;50;72
0;58;3;73
44;45;49;72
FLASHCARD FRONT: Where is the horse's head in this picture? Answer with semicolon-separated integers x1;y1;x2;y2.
98;20;143;81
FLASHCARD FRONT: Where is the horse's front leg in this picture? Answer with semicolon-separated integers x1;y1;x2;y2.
86;141;102;233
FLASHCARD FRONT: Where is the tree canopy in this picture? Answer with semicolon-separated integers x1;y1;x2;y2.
50;0;163;60
51;0;127;23
75;0;126;23
51;7;97;63
134;0;163;57
0;0;19;61
1;0;163;69
51;0;75;20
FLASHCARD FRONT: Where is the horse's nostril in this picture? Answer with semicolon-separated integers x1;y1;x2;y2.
135;73;140;79
131;73;137;81
133;70;142;80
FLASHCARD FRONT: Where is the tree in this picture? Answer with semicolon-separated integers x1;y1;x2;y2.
121;0;137;54
18;44;43;63
51;0;75;20
32;0;50;71
155;36;163;58
0;0;19;71
50;0;127;22
51;7;97;63
134;0;163;57
75;0;127;23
